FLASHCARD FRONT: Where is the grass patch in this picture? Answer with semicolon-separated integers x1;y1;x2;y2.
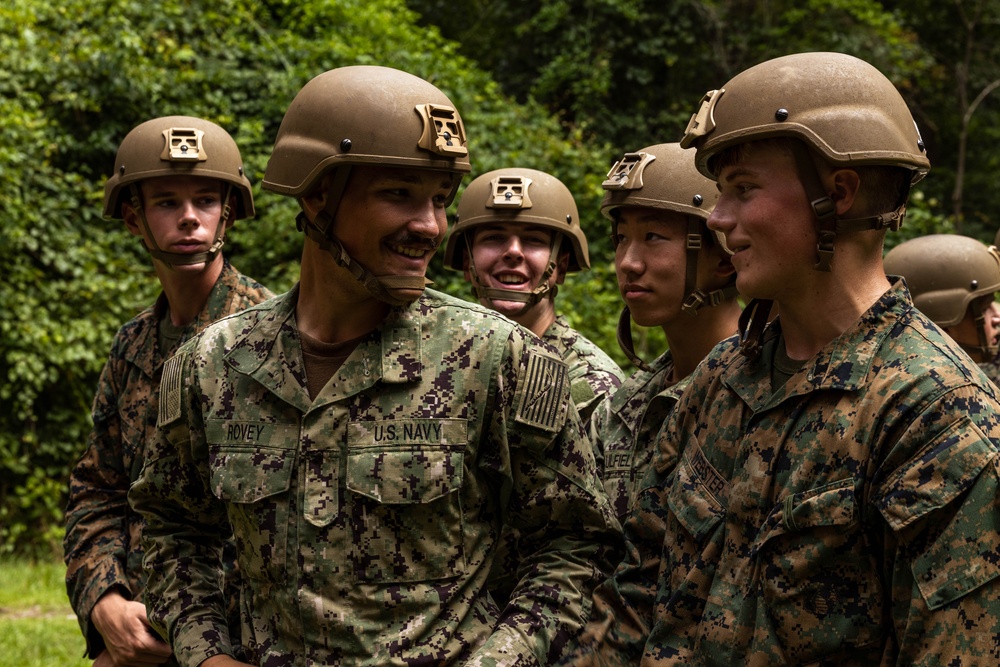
0;558;90;667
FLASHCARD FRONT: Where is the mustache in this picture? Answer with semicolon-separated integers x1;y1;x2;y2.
390;233;441;250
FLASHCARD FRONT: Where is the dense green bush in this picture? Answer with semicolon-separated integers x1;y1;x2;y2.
0;0;624;557
0;0;957;557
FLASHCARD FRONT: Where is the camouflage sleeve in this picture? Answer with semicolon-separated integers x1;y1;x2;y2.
874;383;1000;663
586;396;609;479
556;410;682;667
63;352;131;657
469;331;624;667
569;364;623;430
128;347;235;667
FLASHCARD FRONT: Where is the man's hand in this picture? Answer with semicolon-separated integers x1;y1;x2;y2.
91;590;172;666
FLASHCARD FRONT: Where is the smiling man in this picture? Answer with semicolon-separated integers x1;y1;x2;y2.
64;116;273;667
444;168;624;607
129;67;622;667
445;167;623;427
559;51;1000;666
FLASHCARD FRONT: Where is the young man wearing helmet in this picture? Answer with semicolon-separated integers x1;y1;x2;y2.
63;116;273;667
129;66;621;667
884;234;1000;385
444;167;623;427
560;52;1000;665
594;142;741;522
445;168;624;607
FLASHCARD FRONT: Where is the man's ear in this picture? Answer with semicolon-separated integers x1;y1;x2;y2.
462;247;473;282
121;202;143;237
555;248;570;285
299;173;333;219
829;167;861;216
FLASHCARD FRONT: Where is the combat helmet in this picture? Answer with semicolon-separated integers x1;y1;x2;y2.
104;115;254;267
681;51;930;359
602;142;734;370
884;234;1000;359
681;51;930;273
263;65;471;306
444;168;587;314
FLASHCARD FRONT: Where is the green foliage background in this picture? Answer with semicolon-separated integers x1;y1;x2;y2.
2;0;994;556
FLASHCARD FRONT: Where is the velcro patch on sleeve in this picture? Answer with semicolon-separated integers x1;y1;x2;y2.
516;350;570;432
158;353;184;427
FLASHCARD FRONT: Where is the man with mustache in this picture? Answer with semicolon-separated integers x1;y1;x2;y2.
129;66;622;667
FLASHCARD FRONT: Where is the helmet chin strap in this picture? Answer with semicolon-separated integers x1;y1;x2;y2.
616;306;654;373
678;216;740;315
296;167;430;307
958;309;999;362
737;144;909;359
465;232;562;317
788;142;910;273
129;183;232;268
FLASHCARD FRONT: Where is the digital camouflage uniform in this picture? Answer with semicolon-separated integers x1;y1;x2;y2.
129;285;623;667
980;359;1000;387
64;261;272;660
562;278;1000;665
540;315;623;434
489;313;623;605
590;351;682;523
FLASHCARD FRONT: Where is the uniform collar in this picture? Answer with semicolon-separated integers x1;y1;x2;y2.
224;286;425;412
727;277;912;412
125;260;243;377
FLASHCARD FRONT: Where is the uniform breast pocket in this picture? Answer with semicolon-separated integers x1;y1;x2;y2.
209;444;294;582
752;478;883;662
345;443;466;583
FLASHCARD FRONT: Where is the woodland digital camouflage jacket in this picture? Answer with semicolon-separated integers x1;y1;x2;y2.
562;279;1000;666
63;261;272;658
130;286;623;667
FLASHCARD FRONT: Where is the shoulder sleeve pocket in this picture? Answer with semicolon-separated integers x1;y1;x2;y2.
876;416;1000;609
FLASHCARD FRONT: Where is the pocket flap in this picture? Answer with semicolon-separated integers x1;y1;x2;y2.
209;444;295;503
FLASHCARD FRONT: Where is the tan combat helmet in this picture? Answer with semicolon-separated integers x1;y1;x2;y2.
104;116;254;267
601;142;733;370
681;51;930;273
262;65;471;306
443;168;587;314
681;51;931;359
884;234;1000;359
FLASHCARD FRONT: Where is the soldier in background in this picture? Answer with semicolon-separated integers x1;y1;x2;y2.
884;233;1000;385
444;168;624;605
594;142;741;522
444;167;623;428
64;116;273;667
129;66;621;667
561;51;1000;665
